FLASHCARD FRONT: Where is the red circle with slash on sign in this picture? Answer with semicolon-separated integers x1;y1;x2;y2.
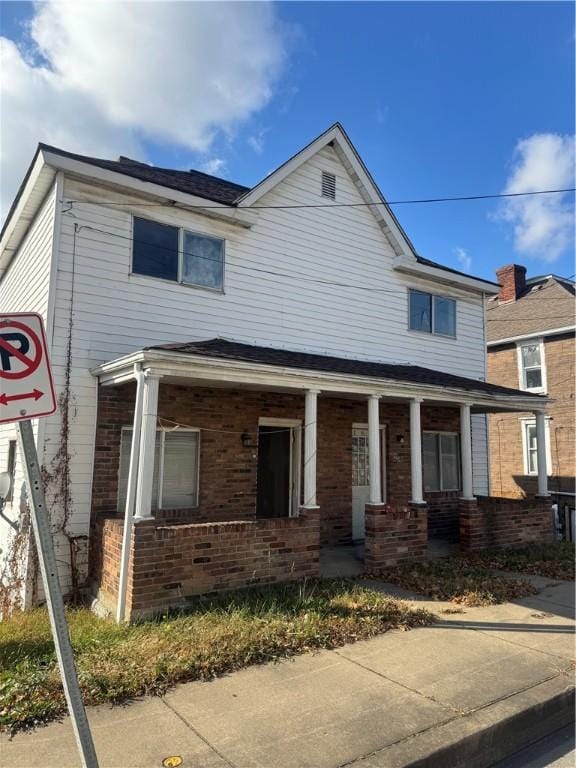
0;319;43;380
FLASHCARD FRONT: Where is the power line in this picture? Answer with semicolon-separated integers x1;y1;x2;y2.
71;224;575;319
63;187;576;211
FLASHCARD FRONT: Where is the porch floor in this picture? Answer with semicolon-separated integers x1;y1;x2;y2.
320;539;460;578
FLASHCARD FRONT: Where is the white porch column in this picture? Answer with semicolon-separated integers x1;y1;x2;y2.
303;389;320;508
368;394;382;504
535;411;549;496
410;397;424;504
460;403;475;500
134;372;161;520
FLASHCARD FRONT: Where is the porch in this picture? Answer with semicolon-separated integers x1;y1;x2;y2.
88;339;554;621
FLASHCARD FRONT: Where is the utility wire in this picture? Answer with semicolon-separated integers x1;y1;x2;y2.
71;224;574;320
63;187;576;210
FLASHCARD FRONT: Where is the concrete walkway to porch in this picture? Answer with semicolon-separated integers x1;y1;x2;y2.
2;578;574;768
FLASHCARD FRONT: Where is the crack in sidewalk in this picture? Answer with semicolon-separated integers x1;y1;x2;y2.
160;697;237;768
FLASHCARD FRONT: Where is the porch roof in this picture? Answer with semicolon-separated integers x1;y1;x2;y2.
92;338;548;413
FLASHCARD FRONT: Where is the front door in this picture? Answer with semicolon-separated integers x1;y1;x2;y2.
352;425;386;540
256;425;292;518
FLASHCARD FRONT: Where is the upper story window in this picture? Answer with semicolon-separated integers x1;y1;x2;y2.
132;216;225;291
517;340;546;392
409;290;456;337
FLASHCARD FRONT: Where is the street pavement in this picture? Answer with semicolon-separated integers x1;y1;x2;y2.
1;576;574;768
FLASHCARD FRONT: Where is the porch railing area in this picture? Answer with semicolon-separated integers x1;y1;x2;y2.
90;508;321;621
459;495;555;551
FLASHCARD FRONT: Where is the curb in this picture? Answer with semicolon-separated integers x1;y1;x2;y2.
351;676;575;768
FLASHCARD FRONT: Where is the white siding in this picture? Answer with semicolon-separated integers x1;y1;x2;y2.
471;414;490;496
0;184;56;607
39;147;489;591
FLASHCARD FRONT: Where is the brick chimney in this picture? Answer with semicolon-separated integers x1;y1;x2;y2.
496;264;527;303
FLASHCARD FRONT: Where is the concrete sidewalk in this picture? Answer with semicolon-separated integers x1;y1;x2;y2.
2;578;574;768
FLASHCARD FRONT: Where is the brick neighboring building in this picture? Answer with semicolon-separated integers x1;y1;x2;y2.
487;265;575;537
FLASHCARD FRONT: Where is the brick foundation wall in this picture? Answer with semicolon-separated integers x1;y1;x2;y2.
92;383;462;549
459;496;554;551
425;491;460;541
91;508;321;620
364;503;428;569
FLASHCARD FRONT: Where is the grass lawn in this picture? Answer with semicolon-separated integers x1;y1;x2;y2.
463;542;575;582
0;579;433;734
368;558;539;607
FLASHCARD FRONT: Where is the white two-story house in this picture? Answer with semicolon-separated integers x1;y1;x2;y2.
0;124;552;620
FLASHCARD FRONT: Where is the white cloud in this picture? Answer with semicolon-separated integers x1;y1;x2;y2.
497;134;575;262
454;247;472;272
199;158;227;177
1;1;287;217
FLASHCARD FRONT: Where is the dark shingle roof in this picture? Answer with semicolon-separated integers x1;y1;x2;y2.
147;338;542;400
39;143;249;205
487;277;576;343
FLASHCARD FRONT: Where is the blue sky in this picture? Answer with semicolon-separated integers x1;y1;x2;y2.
1;1;574;281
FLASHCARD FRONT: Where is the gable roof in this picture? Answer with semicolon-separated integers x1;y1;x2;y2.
147;337;542;401
1;125;499;292
486;276;576;343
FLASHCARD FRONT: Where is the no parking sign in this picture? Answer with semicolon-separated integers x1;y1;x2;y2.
0;312;56;424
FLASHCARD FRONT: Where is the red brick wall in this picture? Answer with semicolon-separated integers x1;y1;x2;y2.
92;383;462;547
425;492;460;541
459;496;554;551
488;333;575;498
91;508;320;620
364;503;428;569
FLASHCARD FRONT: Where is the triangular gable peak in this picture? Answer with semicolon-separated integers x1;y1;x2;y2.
237;123;414;260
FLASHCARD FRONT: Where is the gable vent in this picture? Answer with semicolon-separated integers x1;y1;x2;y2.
321;171;336;200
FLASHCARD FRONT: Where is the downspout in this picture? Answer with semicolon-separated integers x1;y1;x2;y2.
116;364;145;623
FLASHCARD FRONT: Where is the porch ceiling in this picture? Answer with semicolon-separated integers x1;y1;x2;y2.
91;339;548;415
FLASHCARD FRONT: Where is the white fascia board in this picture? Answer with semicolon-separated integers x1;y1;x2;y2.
487;326;576;347
0;155;55;271
91;348;548;412
393;256;499;295
237;123;415;259
41;150;257;229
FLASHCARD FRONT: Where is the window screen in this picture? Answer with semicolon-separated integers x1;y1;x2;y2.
182;232;224;290
422;432;460;491
161;431;200;507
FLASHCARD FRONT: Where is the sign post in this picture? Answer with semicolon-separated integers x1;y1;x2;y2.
1;313;98;768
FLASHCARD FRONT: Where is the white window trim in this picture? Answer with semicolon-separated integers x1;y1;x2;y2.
516;337;547;394
408;289;457;339
130;215;226;293
423;430;461;492
118;425;200;510
521;417;551;476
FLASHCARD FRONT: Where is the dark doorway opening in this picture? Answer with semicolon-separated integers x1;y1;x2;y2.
256;426;291;518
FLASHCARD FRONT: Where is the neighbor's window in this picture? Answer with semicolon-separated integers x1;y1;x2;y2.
409;290;456;337
422;431;460;492
519;342;544;391
132;216;224;290
524;423;538;475
118;427;200;510
4;440;16;503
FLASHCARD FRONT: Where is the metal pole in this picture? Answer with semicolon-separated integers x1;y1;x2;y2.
116;366;145;623
17;419;99;768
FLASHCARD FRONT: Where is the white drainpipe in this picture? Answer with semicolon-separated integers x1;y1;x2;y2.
116;364;145;623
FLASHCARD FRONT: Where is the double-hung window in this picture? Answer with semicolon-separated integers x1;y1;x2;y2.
518;341;545;392
409;290;456;337
118;427;200;510
522;419;550;476
132;216;225;291
422;431;461;492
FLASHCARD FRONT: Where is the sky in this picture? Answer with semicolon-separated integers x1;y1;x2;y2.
1;1;574;282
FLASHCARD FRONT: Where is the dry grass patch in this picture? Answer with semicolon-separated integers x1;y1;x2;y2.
463;542;575;581
0;579;433;734
369;559;539;607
